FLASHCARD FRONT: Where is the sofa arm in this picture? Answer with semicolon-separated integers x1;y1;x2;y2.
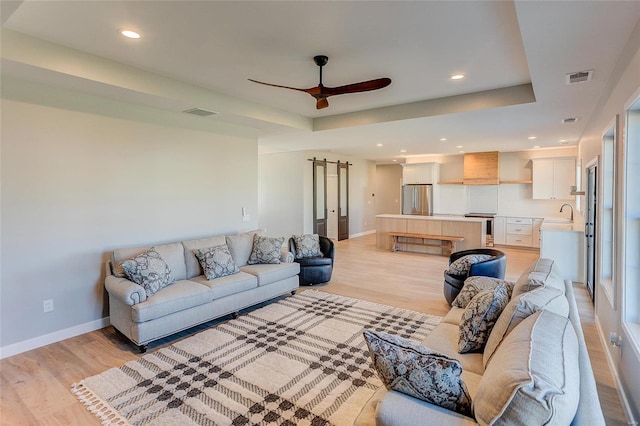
281;247;294;263
105;274;147;306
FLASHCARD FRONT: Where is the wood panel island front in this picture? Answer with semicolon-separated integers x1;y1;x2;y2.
376;214;486;255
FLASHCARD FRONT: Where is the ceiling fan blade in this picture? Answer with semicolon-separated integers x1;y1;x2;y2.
322;78;392;96
248;79;316;95
316;97;329;109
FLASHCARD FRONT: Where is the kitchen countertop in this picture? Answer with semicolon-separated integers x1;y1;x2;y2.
540;218;584;233
376;214;485;222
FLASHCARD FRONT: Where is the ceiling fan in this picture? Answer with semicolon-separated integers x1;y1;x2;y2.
248;55;391;110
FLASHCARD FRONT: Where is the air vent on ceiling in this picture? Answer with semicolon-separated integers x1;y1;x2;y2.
183;107;217;117
565;70;593;85
562;117;579;124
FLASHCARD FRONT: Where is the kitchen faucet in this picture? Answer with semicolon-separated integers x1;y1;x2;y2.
560;203;574;222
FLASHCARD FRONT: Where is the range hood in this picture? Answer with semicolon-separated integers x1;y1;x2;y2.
463;151;500;185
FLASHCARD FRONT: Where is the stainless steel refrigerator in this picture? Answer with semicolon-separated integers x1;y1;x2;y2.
402;184;433;215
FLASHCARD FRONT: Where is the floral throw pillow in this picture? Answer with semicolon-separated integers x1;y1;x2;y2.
458;283;510;353
447;254;493;276
452;276;515;309
193;244;239;280
121;248;174;297
292;234;323;259
247;235;284;265
363;330;472;416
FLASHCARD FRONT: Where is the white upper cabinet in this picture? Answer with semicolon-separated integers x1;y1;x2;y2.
532;157;576;200
402;163;440;184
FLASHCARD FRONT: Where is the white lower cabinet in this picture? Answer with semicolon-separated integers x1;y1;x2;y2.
495;216;543;248
494;217;506;245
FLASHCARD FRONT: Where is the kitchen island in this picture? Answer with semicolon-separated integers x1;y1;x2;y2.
376;214;486;255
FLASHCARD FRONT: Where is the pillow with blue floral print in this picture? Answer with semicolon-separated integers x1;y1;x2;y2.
292;234;323;259
363;329;472;416
121;248;174;297
247;235;284;264
193;244;239;280
447;254;494;276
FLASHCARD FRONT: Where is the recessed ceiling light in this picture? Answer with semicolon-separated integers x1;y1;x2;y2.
450;74;465;80
459;150;465;154
120;29;141;39
559;140;570;145
400;149;407;153
456;145;463;149
440;138;447;141
528;136;537;140
376;143;383;147
559;139;567;142
533;145;540;149
392;159;397;162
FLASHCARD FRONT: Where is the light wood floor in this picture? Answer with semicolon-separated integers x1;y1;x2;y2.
0;234;628;425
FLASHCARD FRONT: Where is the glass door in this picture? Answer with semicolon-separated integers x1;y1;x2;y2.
313;159;327;236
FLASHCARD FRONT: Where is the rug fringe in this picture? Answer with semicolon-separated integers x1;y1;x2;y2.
71;381;131;426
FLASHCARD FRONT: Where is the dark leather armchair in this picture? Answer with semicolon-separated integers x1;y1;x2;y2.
288;236;335;286
443;248;506;305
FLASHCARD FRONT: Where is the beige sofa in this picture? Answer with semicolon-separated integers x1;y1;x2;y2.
355;258;605;426
105;230;299;352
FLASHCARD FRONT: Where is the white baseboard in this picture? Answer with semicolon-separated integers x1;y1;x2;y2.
0;317;110;360
349;229;376;238
595;317;638;425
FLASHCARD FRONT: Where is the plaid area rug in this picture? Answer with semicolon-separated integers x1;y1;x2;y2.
72;290;441;425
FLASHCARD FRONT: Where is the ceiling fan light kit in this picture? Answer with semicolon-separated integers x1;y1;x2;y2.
249;55;391;109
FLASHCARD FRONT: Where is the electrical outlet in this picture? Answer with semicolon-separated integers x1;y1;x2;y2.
43;299;54;313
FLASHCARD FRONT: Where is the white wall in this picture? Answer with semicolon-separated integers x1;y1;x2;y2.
375;164;403;215
577;18;640;422
258;150;377;238
1;82;259;351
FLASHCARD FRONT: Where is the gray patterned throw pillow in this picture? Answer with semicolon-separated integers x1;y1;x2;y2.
247;235;284;265
452;276;515;309
121;248;174;297
363;330;472;416
193;244;239;280
447;254;493;276
458;283;510;353
292;234;323;259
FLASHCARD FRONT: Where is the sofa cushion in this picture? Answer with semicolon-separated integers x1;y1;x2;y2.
131;279;212;323
375;390;478;426
452;276;514;309
512;258;564;298
447;254;493;276
483;285;569;368
292;234;323;259
193;244;240;280
190;271;257;299
240;262;300;286
364;330;472;416
421;324;484;375
441;307;465;325
473;310;580;426
182;235;227;279
111;242;186;281
247;235;284;265
226;229;265;267
121;249;175;297
458;284;510;353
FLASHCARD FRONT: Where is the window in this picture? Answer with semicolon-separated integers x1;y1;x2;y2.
600;120;617;308
623;96;640;347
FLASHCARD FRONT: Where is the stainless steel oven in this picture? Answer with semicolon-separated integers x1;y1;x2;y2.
464;213;495;247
